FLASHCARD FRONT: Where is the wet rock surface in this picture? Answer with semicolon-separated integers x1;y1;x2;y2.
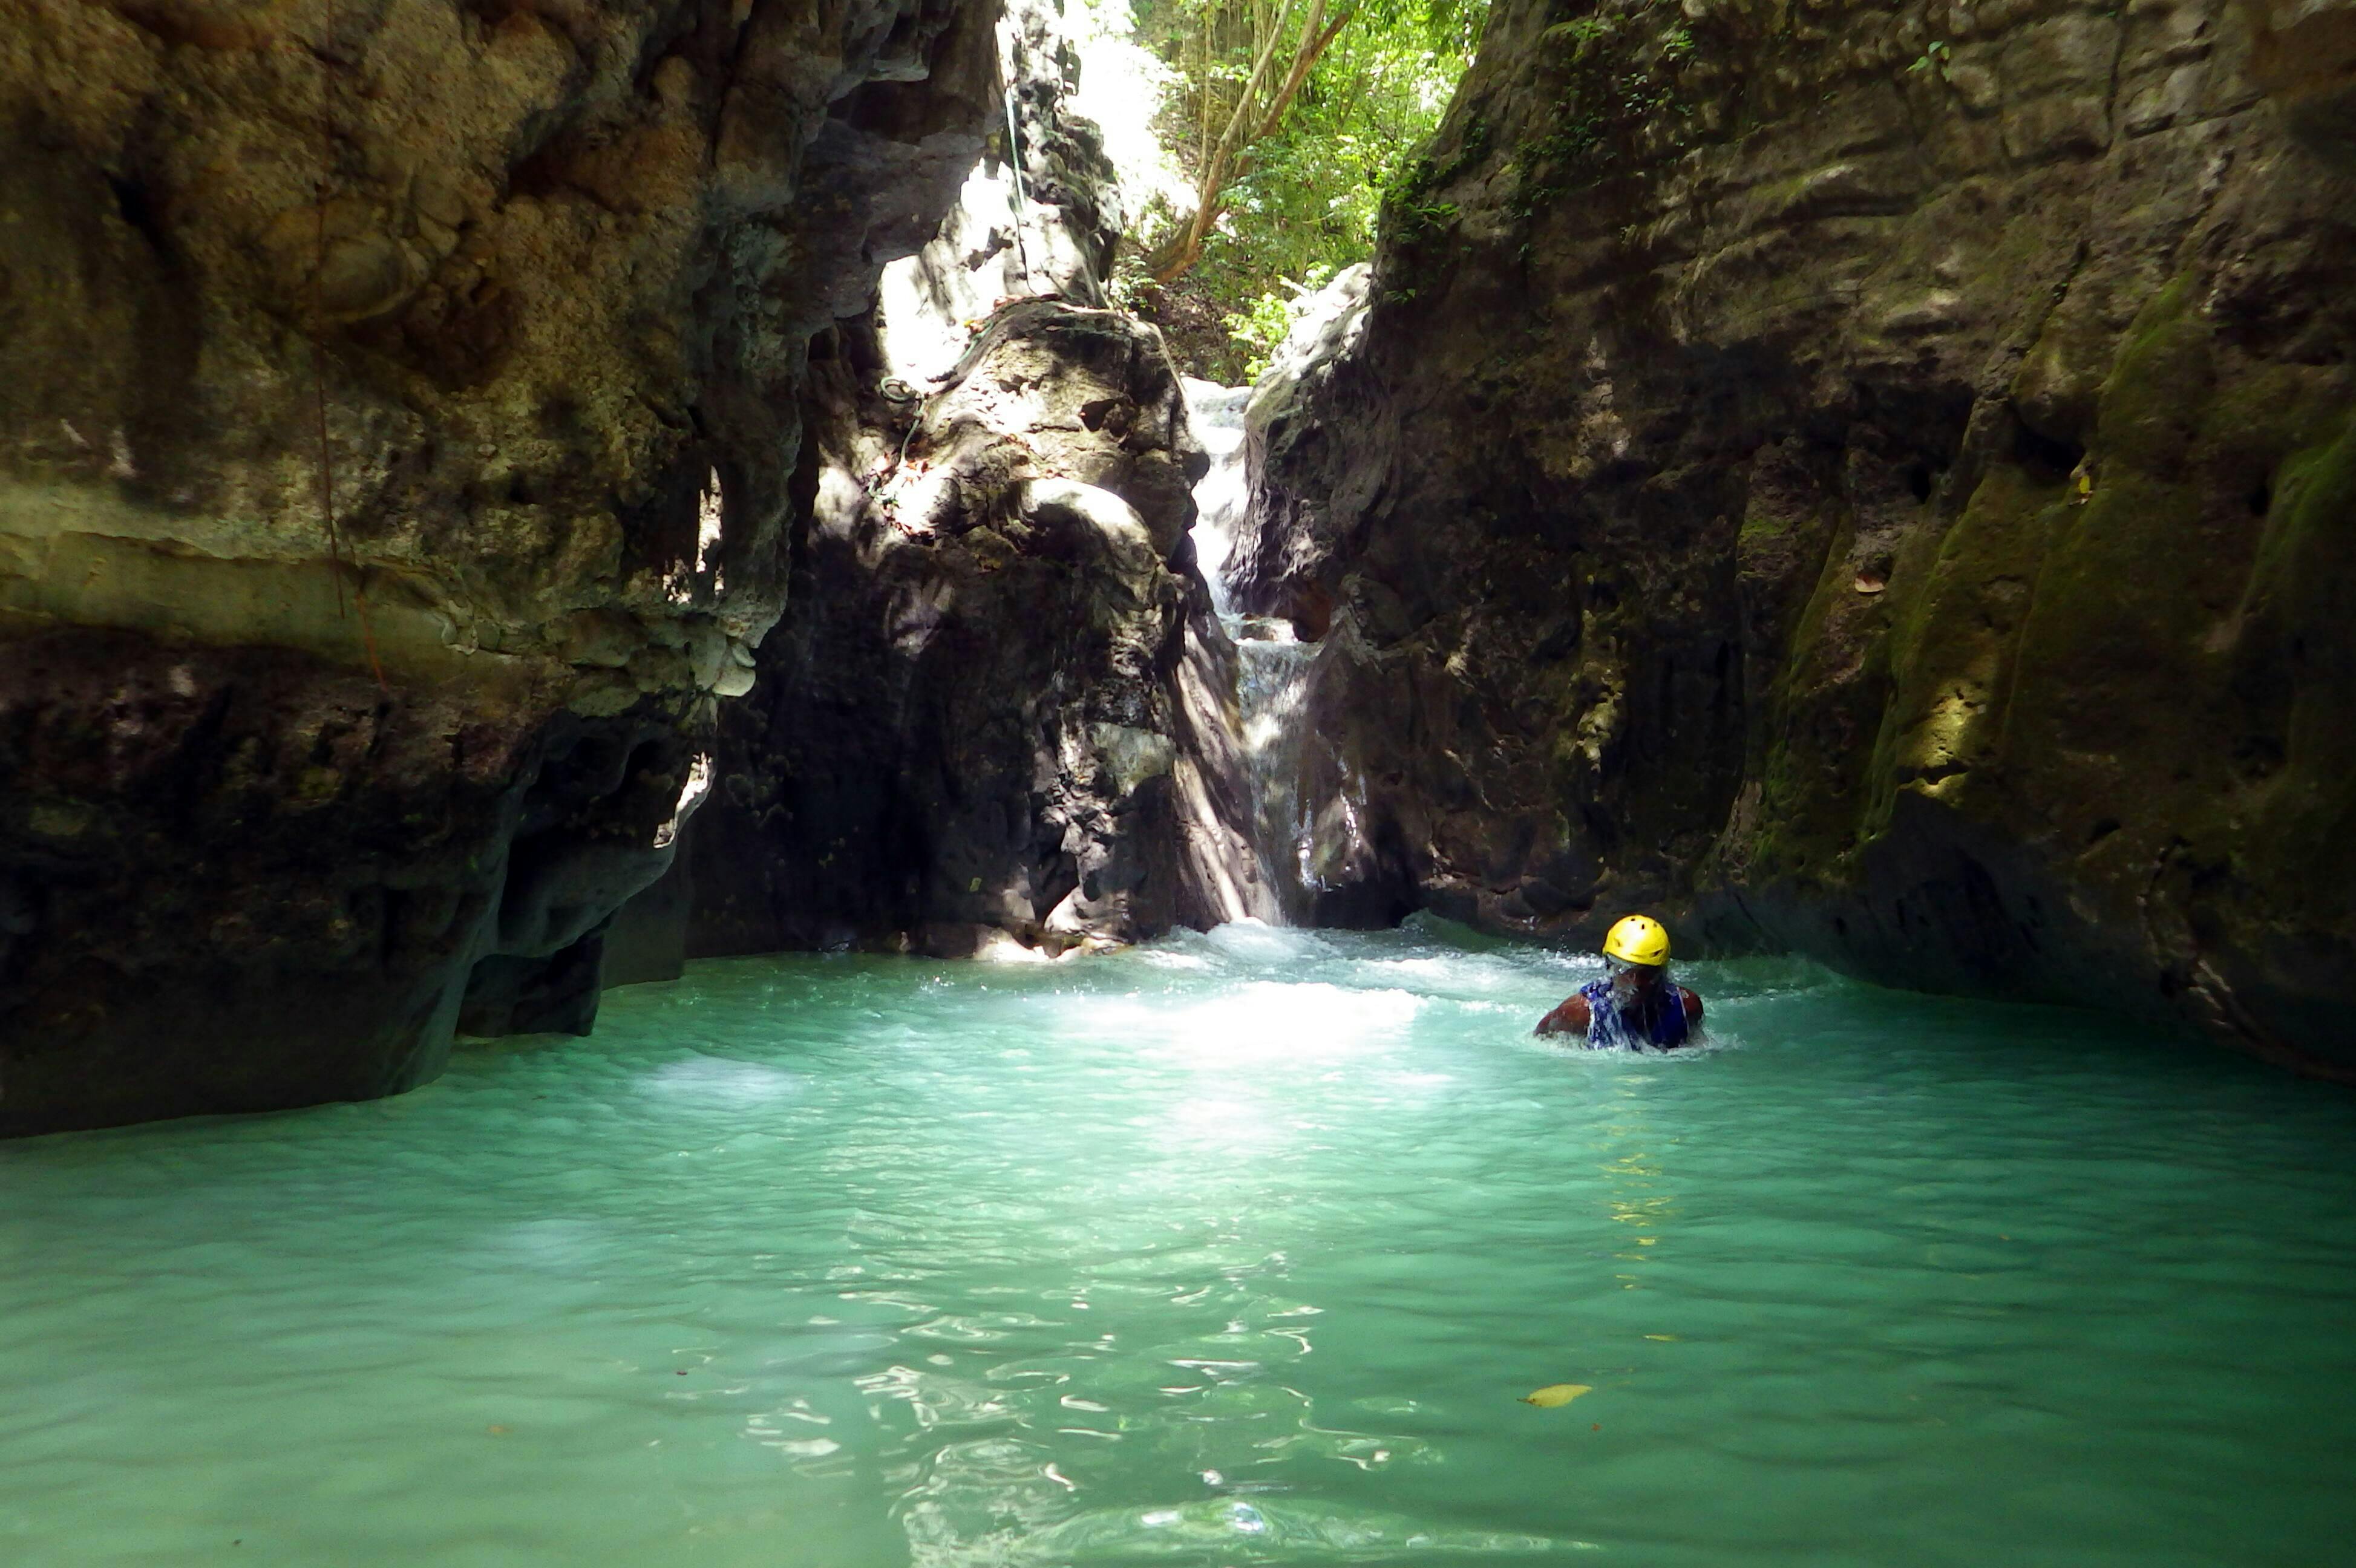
1237;0;2356;1073
682;297;1260;957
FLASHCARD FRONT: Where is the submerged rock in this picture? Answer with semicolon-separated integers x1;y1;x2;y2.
1238;0;2356;1073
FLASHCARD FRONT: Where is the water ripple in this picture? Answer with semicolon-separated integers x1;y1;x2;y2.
2;918;2352;1565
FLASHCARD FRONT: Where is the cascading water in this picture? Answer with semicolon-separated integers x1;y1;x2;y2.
1185;378;1318;921
1183;379;1253;616
1231;625;1318;920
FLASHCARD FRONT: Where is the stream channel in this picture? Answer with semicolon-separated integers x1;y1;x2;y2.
3;921;2353;1566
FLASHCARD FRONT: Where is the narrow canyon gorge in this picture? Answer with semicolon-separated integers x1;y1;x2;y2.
4;0;2353;1134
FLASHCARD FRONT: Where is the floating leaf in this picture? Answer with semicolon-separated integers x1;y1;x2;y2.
1520;1383;1592;1408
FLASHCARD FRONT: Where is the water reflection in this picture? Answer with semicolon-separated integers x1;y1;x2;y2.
2;926;2353;1565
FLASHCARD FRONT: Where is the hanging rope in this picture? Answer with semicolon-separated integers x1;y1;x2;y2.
1001;79;1035;292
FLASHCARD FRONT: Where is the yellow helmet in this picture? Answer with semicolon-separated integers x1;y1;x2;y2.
1602;913;1670;968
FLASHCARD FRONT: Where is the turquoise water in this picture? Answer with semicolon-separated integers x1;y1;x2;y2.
4;920;2353;1567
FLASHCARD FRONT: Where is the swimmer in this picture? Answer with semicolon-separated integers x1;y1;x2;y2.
1534;914;1703;1048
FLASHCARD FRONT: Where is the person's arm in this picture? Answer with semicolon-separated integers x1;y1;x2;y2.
1534;993;1592;1037
1680;987;1703;1026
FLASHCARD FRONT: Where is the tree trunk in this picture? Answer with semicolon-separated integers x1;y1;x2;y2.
1152;0;1359;285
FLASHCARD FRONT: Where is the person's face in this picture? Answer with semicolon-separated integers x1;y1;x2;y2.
1606;957;1663;999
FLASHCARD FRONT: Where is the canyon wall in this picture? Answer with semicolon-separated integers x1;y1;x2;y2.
1235;0;2356;1073
0;0;1002;1132
13;0;2352;1131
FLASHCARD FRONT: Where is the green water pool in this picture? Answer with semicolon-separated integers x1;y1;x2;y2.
4;920;2352;1566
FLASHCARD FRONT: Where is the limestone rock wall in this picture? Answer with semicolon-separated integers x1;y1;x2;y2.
681;0;1271;958
1237;0;2356;1073
685;300;1246;956
0;0;1001;1132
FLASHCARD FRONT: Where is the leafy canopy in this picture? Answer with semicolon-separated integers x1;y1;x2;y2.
1114;0;1485;379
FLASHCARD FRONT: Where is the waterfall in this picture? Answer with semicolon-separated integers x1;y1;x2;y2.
1184;377;1317;923
1185;380;1251;618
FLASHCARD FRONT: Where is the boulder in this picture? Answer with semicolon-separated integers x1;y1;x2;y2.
686;299;1239;954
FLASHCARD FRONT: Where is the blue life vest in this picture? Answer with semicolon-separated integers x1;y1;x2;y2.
1578;976;1692;1049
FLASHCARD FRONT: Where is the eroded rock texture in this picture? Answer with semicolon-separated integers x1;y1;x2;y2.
1237;0;2356;1073
684;287;1267;958
676;0;1274;958
0;0;998;1132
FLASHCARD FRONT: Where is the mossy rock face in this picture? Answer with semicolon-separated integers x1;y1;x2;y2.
1864;463;2070;838
2231;417;2356;908
1240;0;2356;1073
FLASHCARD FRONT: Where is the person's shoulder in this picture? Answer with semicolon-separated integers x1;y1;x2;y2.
1535;991;1592;1036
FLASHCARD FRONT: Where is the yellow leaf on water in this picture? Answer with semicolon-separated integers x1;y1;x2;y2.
1643;1334;1678;1342
1520;1383;1592;1408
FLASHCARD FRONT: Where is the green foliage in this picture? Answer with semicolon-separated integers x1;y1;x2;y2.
1540;15;1615;54
1121;0;1486;377
1223;261;1338;381
1507;0;1698;224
